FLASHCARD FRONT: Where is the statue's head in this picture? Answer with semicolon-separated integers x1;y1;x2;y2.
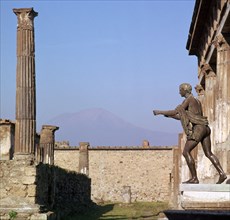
179;83;192;97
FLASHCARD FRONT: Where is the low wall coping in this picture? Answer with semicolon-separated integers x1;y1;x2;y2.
54;146;176;151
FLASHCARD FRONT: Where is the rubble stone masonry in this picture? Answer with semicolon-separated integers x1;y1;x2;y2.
54;146;176;203
0;157;92;219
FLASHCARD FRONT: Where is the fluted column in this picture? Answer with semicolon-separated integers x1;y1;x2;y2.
194;84;205;105
213;34;230;144
201;64;217;145
13;8;38;155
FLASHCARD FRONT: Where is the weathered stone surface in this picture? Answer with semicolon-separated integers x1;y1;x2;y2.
27;185;36;197
0;196;40;213
180;184;230;192
0;169;4;177
13;7;38;154
25;167;36;176
79;142;89;176
55;147;175;202
38;125;59;165
30;212;56;220
0;189;8;198
10;185;27;197
30;213;48;220
22;176;36;185
0;119;15;160
180;184;230;210
54;149;79;171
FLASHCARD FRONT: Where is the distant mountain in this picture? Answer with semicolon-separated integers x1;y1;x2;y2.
47;108;178;146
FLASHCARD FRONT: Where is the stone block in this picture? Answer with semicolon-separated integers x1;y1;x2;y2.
27;185;36;197
9;177;20;184
25;167;36;176
0;196;40;213
0;188;8;198
0;214;9;220
0;181;7;189
0;169;4;177
180;184;230;210
9;185;27;197
30;213;48;220
26;196;36;204
10;170;21;177
22;176;36;184
30;212;56;220
180;184;230;192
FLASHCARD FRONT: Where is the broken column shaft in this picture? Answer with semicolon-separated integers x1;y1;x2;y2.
39;125;59;165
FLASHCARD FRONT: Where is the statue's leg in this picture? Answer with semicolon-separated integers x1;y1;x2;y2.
201;133;227;184
182;140;199;184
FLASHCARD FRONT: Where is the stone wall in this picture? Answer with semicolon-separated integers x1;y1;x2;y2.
54;146;176;203
0;156;40;219
0;157;93;219
36;163;92;215
54;148;79;171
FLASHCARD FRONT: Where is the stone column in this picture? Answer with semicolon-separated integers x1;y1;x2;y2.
39;125;59;165
201;64;217;145
213;34;230;144
79;142;89;176
122;186;131;203
195;84;205;103
142;140;150;148
13;8;38;156
196;66;219;182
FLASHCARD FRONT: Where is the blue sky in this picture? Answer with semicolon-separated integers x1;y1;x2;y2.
0;0;197;134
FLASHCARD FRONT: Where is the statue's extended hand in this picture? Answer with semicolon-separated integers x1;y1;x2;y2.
153;110;160;116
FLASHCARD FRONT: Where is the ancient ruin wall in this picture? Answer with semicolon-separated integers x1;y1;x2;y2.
0;158;92;219
54;148;79;171
54;147;175;203
0;157;39;219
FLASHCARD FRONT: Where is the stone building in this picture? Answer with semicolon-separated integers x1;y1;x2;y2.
185;0;230;183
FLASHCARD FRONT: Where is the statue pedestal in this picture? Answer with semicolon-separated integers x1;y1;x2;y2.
180;184;230;210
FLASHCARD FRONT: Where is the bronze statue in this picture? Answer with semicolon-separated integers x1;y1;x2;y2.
153;83;227;184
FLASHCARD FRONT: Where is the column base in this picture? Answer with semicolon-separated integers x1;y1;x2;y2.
13;153;35;165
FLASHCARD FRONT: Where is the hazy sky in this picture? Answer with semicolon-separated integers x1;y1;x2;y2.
0;0;197;134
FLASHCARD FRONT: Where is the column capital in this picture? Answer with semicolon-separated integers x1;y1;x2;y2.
42;125;59;132
195;84;205;96
200;63;216;78
40;125;59;144
13;8;38;30
79;142;90;151
211;34;229;50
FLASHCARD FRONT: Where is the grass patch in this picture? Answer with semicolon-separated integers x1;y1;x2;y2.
65;201;168;220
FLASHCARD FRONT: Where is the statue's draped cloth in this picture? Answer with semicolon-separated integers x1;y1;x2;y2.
176;105;209;141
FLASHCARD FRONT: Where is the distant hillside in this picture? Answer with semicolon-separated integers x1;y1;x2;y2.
47;108;178;146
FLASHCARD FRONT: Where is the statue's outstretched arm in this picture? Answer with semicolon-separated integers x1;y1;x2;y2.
153;109;177;116
153;109;180;120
